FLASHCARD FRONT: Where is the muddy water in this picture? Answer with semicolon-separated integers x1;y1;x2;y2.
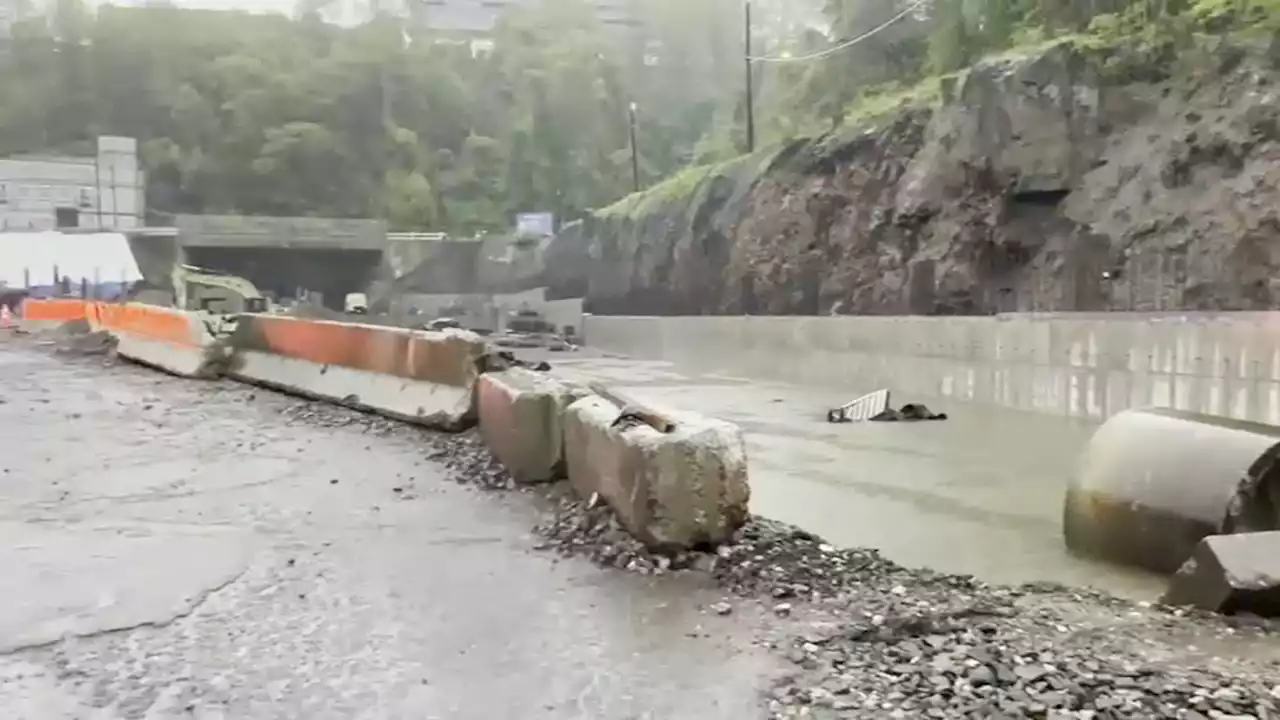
546;354;1167;599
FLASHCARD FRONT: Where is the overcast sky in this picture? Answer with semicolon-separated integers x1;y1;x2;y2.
111;0;299;15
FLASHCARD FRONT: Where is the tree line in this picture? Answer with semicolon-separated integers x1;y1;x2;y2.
1;0;1273;234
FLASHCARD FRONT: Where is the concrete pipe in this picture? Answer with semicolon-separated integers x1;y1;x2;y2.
1063;408;1280;574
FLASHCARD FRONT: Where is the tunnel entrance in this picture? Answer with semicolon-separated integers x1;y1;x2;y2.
184;247;383;310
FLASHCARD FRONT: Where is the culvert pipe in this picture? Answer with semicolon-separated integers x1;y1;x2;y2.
1063;407;1280;574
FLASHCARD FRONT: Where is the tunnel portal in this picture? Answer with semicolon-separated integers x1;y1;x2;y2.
184;247;382;310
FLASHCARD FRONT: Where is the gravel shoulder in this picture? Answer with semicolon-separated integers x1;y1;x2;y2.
4;333;1280;720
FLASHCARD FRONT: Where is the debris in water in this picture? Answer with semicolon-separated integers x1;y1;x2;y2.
827;390;948;423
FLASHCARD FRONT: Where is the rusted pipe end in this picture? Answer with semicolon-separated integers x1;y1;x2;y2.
588;381;676;434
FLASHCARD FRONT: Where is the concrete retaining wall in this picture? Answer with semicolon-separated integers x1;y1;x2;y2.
227;315;485;430
542;297;585;335
582;313;1280;424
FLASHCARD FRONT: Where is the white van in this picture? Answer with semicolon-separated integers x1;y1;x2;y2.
344;292;369;315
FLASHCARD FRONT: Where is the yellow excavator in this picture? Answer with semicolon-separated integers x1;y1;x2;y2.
170;264;268;315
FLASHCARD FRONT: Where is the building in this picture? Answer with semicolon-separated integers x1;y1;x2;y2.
0;0;18;39
419;0;634;32
0;136;145;232
322;0;635;33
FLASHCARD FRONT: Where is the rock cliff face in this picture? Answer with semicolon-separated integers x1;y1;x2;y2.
546;39;1280;315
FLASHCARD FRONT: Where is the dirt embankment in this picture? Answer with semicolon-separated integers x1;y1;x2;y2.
547;38;1280;316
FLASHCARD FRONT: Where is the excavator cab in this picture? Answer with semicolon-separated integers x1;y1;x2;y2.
174;265;269;315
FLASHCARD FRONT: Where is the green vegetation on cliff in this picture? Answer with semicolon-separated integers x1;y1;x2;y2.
594;0;1280;223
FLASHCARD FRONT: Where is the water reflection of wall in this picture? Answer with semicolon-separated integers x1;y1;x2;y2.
388;288;583;333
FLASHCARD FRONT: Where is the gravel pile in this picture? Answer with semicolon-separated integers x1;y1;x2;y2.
533;487;663;572
276;398;403;436
767;604;1280;718
432;430;514;491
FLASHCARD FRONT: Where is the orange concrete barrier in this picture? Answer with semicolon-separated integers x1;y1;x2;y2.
88;302;226;378
227;315;486;430
87;303;201;348
19;299;91;329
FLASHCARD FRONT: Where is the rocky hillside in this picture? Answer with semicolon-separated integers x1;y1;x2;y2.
545;35;1280;315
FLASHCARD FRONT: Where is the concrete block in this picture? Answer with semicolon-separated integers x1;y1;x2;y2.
563;394;750;550
477;369;585;484
1161;532;1280;616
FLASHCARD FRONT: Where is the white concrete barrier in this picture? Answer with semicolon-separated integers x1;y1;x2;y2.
563;394;750;550
476;369;586;483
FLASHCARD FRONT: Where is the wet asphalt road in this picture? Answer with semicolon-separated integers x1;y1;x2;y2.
0;341;778;719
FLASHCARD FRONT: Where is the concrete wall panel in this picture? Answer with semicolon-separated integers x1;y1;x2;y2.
584;313;1280;423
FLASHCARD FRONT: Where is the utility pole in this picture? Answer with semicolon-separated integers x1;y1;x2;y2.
109;164;119;232
744;0;755;154
628;102;641;193
94;146;103;230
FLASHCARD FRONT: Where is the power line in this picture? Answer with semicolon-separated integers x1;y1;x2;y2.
748;0;932;64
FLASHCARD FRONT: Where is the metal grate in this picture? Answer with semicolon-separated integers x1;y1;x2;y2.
827;389;891;423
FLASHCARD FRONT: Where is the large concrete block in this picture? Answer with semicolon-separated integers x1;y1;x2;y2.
1161;532;1280;616
563;394;750;550
227;315;486;430
477;369;585;484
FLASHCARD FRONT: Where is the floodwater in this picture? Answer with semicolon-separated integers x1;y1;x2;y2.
546;353;1167;600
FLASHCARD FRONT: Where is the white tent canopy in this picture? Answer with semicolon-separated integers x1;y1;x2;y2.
0;232;142;289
